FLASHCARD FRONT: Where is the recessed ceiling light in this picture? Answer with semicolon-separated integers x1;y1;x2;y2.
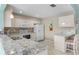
20;10;22;13
62;23;65;25
10;14;14;19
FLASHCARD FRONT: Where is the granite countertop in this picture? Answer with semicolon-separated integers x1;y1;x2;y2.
0;34;48;55
54;32;75;37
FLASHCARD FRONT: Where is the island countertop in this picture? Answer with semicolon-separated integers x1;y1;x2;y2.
0;34;48;55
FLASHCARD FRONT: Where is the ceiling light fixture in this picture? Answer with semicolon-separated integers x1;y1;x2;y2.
20;10;22;13
62;23;65;25
50;4;56;7
10;14;14;19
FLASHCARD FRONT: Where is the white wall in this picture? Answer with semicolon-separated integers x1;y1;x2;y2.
41;16;58;39
4;5;13;27
41;14;75;40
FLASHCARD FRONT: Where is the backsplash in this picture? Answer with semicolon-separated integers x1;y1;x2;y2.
4;27;34;35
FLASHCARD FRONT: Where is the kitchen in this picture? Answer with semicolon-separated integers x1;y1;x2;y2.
3;5;47;55
0;4;79;55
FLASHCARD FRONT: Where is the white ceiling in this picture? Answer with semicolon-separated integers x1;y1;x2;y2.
10;4;74;18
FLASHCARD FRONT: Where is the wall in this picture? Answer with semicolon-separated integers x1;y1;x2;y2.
41;16;58;39
0;4;6;31
58;14;75;34
41;14;75;39
71;5;79;34
71;5;79;53
4;5;13;27
0;4;6;55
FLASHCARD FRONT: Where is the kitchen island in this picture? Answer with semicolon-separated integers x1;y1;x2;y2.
54;32;76;54
0;34;48;55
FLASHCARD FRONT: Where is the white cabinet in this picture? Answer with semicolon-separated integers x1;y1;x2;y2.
14;19;33;27
54;35;65;52
14;18;40;28
14;19;28;27
59;15;75;27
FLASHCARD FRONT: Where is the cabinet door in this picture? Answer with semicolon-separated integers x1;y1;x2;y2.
59;15;75;27
14;18;37;27
14;19;27;27
54;35;65;52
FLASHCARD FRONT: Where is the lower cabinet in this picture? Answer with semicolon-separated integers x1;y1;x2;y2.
54;35;65;52
54;34;76;54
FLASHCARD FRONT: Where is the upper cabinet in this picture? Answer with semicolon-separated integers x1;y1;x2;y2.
14;18;33;27
14;15;40;28
58;15;75;27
